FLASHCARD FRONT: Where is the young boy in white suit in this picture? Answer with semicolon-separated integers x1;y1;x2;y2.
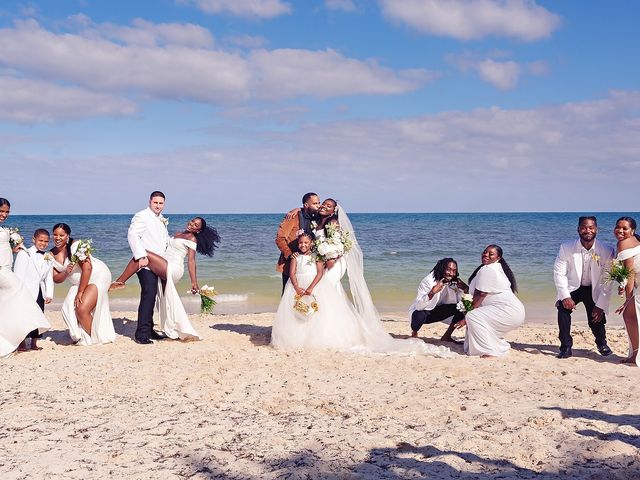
13;228;54;351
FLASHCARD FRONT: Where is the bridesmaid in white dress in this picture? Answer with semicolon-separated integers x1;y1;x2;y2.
0;198;51;357
51;223;115;345
455;245;525;357
110;217;220;340
613;216;640;366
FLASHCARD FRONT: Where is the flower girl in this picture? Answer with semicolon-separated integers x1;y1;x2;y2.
271;234;324;349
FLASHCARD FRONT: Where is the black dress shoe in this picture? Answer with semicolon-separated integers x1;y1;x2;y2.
557;349;572;359
134;338;153;345
598;344;613;356
150;331;168;340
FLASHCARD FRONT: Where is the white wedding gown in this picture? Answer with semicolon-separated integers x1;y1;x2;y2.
0;227;51;356
272;214;456;358
156;237;200;341
464;262;525;356
55;243;115;345
616;245;640;366
272;253;364;350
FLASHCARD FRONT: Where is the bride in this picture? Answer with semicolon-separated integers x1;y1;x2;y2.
272;199;455;358
110;217;220;340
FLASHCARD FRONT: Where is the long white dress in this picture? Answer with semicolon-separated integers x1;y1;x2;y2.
55;243;116;345
272;253;364;350
156;237;200;341
272;218;456;358
0;228;51;356
616;245;640;366
464;262;525;356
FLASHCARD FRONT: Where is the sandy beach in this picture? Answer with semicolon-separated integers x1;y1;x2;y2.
1;311;638;479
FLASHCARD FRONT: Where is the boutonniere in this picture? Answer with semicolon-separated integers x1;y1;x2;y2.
43;252;53;262
160;216;169;227
591;253;600;266
310;221;318;230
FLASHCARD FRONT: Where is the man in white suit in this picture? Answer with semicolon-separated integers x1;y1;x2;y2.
553;216;614;358
128;191;169;344
409;257;467;342
13;228;54;350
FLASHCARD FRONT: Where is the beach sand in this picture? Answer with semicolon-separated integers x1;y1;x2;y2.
1;311;638;479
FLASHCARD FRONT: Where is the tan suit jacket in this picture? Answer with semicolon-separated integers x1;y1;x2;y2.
275;215;301;273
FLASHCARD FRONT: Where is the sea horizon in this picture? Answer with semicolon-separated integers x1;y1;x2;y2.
6;211;637;325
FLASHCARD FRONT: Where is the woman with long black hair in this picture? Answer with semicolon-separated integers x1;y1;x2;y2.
455;244;525;357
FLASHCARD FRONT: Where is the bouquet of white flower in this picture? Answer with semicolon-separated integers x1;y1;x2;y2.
6;227;24;249
71;239;94;263
456;293;474;313
605;260;634;297
313;223;353;263
198;284;218;314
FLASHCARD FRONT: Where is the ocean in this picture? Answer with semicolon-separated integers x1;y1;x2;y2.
7;212;637;322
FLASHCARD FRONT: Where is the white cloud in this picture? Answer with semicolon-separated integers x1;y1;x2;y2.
181;0;292;19
6;90;637;213
447;51;547;89
0;19;435;107
225;34;268;49
250;48;439;99
476;59;520;89
325;0;358;12
379;0;561;41
0;76;137;122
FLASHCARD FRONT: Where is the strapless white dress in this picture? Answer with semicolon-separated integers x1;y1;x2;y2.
616;245;640;366
156;237;200;341
54;244;116;345
0;227;51;356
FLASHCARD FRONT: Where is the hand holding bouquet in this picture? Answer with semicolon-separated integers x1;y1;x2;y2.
71;239;94;264
456;293;474;313
605;260;634;297
314;223;353;263
7;227;24;250
198;284;218;314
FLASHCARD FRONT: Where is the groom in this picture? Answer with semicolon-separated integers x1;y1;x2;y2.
128;191;169;344
275;192;320;293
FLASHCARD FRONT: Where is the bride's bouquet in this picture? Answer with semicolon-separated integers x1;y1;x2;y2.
293;293;319;319
313;223;353;262
71;239;93;264
6;227;24;249
605;260;634;296
456;293;474;313
198;285;218;314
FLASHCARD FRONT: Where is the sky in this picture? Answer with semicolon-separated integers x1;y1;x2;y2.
0;0;639;214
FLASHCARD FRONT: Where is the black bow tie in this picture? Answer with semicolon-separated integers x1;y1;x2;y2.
36;251;46;255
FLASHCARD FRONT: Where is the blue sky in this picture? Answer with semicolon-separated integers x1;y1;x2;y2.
1;0;638;214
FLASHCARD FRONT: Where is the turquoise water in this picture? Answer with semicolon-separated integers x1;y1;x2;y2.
8;212;637;317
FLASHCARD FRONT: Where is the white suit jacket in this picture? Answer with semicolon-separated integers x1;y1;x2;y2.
13;245;54;301
553;239;615;311
127;207;169;260
409;272;461;319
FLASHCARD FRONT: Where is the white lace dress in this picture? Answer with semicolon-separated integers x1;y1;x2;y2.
54;244;116;345
0;228;50;356
156;237;201;341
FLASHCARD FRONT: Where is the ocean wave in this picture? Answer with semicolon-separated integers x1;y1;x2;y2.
216;294;249;303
